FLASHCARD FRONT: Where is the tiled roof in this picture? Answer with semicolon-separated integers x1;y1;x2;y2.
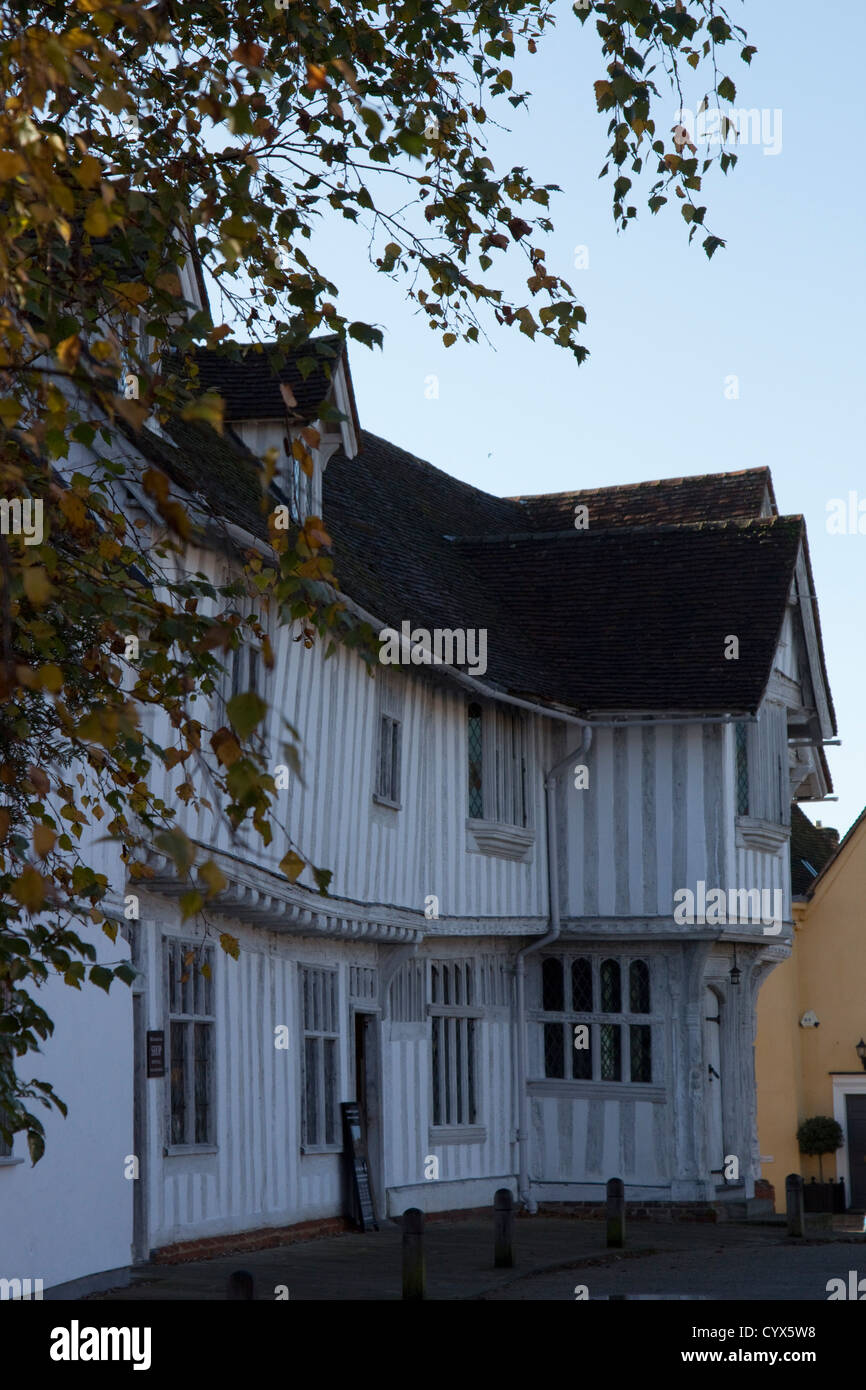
117;414;270;541
799;802;866;898
510;468;775;531
189;335;345;423
790;804;840;896
323;431;809;716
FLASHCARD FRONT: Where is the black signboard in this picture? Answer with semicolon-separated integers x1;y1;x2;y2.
341;1102;377;1231
146;1030;165;1078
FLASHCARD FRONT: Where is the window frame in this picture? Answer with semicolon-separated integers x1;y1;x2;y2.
164;938;217;1155
428;959;484;1138
299;964;341;1153
534;953;656;1087
373;712;402;809
466;699;531;830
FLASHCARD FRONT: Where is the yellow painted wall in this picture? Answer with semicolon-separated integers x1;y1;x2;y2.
756;815;866;1210
756;929;804;1205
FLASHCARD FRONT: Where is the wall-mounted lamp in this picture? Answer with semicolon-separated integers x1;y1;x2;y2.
856;1038;866;1072
729;945;741;988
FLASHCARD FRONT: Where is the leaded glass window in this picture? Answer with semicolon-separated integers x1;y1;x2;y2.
735;722;750;816
537;955;653;1085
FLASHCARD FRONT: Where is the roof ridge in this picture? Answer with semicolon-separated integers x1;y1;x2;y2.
447;515;803;546
358;429;527;514
509;465;772;503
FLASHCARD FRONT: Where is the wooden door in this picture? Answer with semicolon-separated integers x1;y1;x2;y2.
845;1095;866;1209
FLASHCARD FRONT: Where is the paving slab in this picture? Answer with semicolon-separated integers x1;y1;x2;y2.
86;1216;866;1302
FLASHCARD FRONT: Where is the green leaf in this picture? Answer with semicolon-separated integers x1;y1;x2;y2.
396;128;425;158
180;889;205;921
154;827;195;875
89;964;113;994
226;690;267;739
718;77;736;103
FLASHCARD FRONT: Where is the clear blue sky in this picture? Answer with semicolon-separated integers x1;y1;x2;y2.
260;0;866;836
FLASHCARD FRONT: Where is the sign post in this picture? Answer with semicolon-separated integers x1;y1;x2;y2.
341;1101;377;1231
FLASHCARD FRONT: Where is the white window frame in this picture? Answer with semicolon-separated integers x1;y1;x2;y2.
428;959;484;1141
300;965;340;1152
164;938;217;1154
467;701;530;829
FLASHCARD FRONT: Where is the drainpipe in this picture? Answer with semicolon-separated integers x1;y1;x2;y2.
515;725;593;1213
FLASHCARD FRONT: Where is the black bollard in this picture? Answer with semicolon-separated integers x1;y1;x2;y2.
606;1177;625;1249
785;1173;805;1237
227;1269;255;1300
494;1188;514;1269
402;1207;425;1300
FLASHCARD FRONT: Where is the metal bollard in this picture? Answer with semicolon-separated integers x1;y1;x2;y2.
606;1177;626;1249
402;1207;425;1300
494;1188;515;1269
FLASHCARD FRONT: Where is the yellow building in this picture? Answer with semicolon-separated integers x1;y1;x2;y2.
756;804;866;1211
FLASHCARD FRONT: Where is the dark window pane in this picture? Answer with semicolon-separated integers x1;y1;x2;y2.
600;959;621;1013
194;1023;211;1144
432;1016;442;1125
389;720;400;802
735;722;749;815
168;941;179;1013
629;960;650;1014
544;1022;565;1078
170;1021;186;1145
630;1024;652;1083
304;1037;318;1145
324;1039;337;1145
542;958;564;1012
600;1024;621;1081
572;958;593;1012
467;1019;477;1123
571;1023;592;1079
456;1017;464;1122
443;1015;452;1124
468;704;483;818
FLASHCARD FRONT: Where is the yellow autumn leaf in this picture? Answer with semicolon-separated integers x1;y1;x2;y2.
56;334;81;371
0;151;26;180
36;664;63;692
33;824;57;858
198;859;227;897
58;490;87;528
280;849;305;882
113;281;149;307
83;202;110;236
22;567;53;606
11;864;46;910
73;155;102;189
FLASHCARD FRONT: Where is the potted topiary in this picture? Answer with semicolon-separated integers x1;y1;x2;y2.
797;1116;845;1213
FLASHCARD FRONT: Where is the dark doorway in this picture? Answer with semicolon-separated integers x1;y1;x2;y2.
353;1012;382;1222
845;1094;866;1209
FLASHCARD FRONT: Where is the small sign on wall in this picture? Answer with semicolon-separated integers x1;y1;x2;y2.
146;1030;165;1078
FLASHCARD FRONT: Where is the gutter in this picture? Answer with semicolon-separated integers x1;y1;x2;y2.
514;727;592;1213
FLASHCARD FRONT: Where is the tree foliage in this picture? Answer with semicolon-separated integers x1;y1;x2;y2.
0;0;755;1158
797;1116;844;1183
